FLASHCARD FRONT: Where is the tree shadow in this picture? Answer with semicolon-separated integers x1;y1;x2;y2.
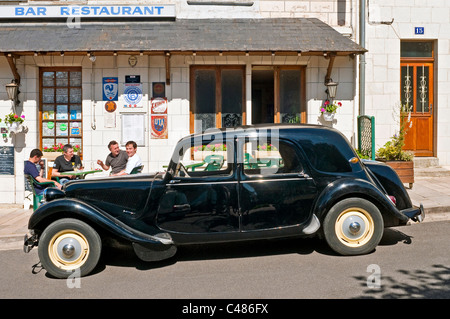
353;264;450;298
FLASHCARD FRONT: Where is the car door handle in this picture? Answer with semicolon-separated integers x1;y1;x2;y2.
169;179;181;184
173;204;190;212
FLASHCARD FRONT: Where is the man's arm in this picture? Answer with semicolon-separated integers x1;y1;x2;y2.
97;159;110;171
35;175;62;189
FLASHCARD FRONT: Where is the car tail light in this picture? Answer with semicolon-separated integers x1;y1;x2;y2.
388;195;397;205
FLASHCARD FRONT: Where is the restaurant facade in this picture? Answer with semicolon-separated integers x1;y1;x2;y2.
0;0;449;205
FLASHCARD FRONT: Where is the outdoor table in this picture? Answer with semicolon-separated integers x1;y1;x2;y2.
63;169;103;179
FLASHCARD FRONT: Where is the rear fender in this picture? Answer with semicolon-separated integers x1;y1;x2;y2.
28;198;173;247
313;178;409;224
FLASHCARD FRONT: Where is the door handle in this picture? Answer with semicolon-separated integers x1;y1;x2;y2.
173;204;190;212
169;179;181;184
430;103;433;114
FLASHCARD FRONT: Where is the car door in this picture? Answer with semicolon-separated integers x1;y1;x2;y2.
156;139;240;235
238;137;317;231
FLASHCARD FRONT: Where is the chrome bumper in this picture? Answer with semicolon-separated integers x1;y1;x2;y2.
23;232;38;253
400;204;425;223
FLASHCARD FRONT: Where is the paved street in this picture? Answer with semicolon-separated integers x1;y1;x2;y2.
0;221;449;300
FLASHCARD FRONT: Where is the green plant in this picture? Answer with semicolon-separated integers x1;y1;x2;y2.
43;143;80;153
376;111;414;161
4;113;25;125
257;143;278;151
194;144;226;152
320;100;342;114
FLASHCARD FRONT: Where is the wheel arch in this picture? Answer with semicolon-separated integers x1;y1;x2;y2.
313;178;408;227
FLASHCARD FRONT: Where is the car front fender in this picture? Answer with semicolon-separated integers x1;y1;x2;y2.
28;198;173;247
313;178;409;224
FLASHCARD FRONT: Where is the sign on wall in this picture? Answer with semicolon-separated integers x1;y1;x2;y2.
0;146;14;175
103;77;118;101
0;5;176;19
123;83;143;108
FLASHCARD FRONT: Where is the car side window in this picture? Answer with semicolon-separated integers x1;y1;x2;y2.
243;139;303;175
175;141;233;177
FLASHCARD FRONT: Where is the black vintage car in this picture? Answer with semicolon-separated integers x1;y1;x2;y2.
24;124;424;278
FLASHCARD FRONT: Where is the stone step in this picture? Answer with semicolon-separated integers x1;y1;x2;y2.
413;157;439;168
415;166;450;177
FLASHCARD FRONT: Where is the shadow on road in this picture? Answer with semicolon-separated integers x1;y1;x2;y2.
353;264;450;298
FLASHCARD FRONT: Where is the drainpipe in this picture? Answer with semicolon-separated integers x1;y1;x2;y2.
359;0;366;116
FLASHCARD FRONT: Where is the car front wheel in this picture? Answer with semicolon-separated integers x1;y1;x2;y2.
323;198;384;256
38;218;102;279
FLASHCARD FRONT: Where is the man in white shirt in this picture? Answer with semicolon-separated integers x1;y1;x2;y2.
114;141;142;175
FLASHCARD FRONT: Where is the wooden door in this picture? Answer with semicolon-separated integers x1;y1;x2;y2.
400;62;434;157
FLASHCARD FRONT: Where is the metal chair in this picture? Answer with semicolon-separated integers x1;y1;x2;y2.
24;174;55;211
130;165;144;174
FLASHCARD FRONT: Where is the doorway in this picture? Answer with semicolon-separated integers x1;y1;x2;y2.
251;66;305;125
400;41;435;157
252;68;274;124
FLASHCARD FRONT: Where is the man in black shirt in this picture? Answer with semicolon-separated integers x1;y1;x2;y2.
52;144;83;184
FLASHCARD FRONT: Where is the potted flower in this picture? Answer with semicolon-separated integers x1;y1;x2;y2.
193;143;227;161
376;111;414;188
320;100;342;121
3;112;25;133
43;143;81;160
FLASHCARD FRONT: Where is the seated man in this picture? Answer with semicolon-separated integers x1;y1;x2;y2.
52;144;83;184
24;149;62;193
97;140;128;175
114;141;142;175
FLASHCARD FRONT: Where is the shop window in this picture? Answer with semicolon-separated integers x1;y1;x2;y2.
40;68;82;154
191;66;245;133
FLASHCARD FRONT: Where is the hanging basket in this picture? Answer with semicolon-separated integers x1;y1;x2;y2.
7;122;23;133
322;112;335;121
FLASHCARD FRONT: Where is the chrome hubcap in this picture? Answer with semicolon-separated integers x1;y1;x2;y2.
349;222;361;235
62;244;75;259
335;208;374;248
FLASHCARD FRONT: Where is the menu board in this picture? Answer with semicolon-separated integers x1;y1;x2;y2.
0;146;14;175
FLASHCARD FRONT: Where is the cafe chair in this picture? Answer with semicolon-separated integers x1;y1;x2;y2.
130;165;144;174
25;174;56;211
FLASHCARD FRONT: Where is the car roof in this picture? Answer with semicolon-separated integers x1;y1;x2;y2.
181;123;338;142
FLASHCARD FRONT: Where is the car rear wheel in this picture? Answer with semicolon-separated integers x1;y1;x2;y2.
323;198;384;256
38;218;102;279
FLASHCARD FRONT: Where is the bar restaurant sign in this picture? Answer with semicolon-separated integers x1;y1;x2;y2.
0;5;176;19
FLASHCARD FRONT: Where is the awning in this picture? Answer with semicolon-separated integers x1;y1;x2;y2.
0;18;366;55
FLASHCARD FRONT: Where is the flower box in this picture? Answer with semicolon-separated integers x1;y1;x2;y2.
193;151;227;161
43;152;62;161
384;160;414;188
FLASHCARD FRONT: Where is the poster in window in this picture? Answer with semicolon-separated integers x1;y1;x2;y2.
151;115;168;139
122;114;145;146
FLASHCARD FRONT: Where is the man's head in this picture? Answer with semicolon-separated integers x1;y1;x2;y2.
63;144;74;158
125;141;137;157
108;140;120;157
29;149;43;163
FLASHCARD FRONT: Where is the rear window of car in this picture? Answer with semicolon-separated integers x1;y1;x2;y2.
298;130;352;173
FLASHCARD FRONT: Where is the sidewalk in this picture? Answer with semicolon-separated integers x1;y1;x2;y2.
0;175;449;250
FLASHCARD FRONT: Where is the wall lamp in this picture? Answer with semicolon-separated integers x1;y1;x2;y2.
325;79;338;99
5;80;20;111
88;52;96;62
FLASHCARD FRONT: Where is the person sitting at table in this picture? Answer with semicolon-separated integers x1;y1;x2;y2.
24;149;62;193
52;144;83;185
97;140;128;175
114;141;142;175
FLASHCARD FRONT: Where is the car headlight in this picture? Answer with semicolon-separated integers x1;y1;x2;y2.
43;187;66;202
